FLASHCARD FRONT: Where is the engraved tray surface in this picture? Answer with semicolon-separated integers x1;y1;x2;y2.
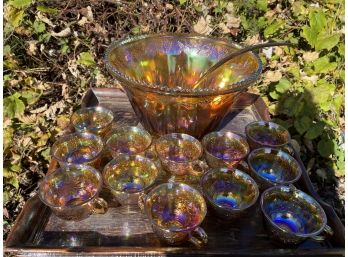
5;88;344;256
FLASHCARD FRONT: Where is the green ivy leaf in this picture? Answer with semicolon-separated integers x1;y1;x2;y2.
4;128;13;151
317;138;335;157
312;56;337;73
309;10;327;32
333;94;344;114
315;33;340;51
179;0;187;5
256;0;268;11
21;90;41;105
269;91;279;100
301;25;317;48
7;8;25;28
4;191;10;205
4;45;11;56
275;78;291;93
36;5;59;14
304;122;325;140
4;92;25;118
78;52;95;67
294;116;312;134
33;20;46;34
264;20;283;37
6;175;19;189
9;0;32;8
310;81;335;110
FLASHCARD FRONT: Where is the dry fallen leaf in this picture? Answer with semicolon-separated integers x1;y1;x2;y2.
302;51;319;62
224;14;240;28
264;70;282;83
193;16;213;35
30;104;48;114
51;27;71;37
78;17;89;26
26;41;38;56
37;12;55;27
67;59;79;78
218;22;230;34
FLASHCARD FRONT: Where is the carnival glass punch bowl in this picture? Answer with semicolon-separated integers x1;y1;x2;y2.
105;34;262;138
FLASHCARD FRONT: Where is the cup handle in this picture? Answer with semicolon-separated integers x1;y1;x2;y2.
91;197;108;214
190;160;208;177
138;192;147;212
309;225;334;242
145;144;158;160
281;144;295;155
188;226;208;247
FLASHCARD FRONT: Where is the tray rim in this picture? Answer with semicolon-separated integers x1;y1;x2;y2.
4;87;345;256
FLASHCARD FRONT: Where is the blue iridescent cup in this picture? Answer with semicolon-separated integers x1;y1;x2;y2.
247;147;302;190
261;185;333;244
38;164;108;220
103;155;159;205
51;132;104;168
200;168;259;220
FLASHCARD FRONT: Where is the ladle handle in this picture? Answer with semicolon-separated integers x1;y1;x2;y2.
194;41;296;88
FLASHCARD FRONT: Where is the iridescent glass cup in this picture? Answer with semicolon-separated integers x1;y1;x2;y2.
247;148;302;191
261;185;333;244
51;132;104;168
202;131;249;168
71;106;114;138
103;155;159;205
155;133;206;179
139;182;207;247
104;33;262;138
38;164;108;221
201;168;259;220
105;126;152;158
245;121;291;150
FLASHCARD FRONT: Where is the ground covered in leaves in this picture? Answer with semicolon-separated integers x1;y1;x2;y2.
4;0;345;238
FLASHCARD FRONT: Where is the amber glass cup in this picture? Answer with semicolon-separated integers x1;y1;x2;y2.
105;126;152;158
261;186;333;244
201;168;259;220
103;155;159;205
51;132;104;168
38;164;108;221
245;121;291;149
104;33;262;138
247;148;302;190
139;182;208;247
155;133;206;179
202;131;250;168
71;106;114;138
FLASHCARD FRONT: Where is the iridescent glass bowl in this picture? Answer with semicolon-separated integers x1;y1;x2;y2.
105;126;152;158
105;33;262;138
261;186;332;244
38;164;108;220
247;148;302;190
71;106;114;138
140;182;207;246
103;155;159;205
201;168;259;220
202;131;250;168
51;132;104;168
245;121;291;150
